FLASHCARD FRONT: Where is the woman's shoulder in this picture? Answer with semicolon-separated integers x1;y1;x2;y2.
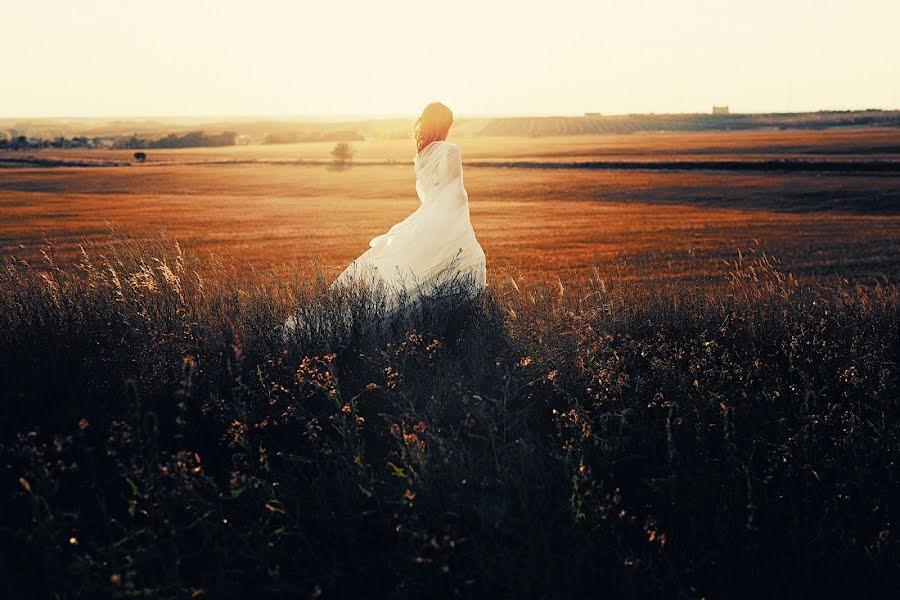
415;140;461;161
441;141;461;156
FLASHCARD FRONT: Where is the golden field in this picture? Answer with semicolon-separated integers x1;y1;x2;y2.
2;128;899;283
3;126;900;598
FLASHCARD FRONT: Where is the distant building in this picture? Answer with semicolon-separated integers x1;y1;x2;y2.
713;105;730;115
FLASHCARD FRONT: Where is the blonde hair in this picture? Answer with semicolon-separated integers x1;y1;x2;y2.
414;102;453;153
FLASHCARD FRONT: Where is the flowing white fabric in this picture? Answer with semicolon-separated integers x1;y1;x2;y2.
281;141;486;338
332;140;486;306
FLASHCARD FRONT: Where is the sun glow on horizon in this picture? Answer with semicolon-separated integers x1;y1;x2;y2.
3;0;899;118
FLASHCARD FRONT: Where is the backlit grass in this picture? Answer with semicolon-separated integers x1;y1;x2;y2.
1;236;898;598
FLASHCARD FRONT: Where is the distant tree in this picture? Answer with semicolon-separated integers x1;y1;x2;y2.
115;134;145;150
134;152;147;163
331;142;355;164
203;131;237;147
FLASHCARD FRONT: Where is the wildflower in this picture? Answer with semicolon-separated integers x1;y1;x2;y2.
546;370;558;382
227;420;247;446
341;404;351;414
384;366;401;390
78;418;90;430
305;418;322;439
413;421;427;434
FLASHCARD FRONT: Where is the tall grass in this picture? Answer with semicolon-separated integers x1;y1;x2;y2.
1;235;898;599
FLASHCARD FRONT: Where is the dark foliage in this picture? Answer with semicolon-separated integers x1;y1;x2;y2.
1;238;898;599
112;131;237;150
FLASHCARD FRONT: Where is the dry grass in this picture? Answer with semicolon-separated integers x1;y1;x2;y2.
0;234;898;598
2;136;899;284
1;130;899;596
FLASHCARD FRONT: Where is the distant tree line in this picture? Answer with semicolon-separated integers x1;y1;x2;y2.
0;136;32;151
263;130;364;145
0;135;109;151
481;109;900;137
112;131;237;149
1;131;238;151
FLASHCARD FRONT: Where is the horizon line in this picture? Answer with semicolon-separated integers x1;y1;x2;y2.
2;106;899;122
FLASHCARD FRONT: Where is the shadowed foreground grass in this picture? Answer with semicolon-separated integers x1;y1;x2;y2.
1;237;898;599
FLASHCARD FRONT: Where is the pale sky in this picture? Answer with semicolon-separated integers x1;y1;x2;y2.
3;0;899;118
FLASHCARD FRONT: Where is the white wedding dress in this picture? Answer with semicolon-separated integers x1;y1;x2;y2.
283;140;486;335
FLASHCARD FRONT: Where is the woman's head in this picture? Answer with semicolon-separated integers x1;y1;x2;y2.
414;102;453;153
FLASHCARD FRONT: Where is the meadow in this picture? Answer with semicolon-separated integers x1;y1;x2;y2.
2;128;900;284
1;128;899;598
1;237;898;598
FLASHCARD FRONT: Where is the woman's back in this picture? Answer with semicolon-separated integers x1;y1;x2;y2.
414;140;466;207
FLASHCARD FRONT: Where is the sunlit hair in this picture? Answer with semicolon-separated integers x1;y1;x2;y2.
414;102;453;153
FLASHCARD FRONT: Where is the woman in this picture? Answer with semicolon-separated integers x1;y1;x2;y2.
283;103;486;336
332;102;486;306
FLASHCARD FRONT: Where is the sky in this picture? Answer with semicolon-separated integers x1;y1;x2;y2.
3;0;899;118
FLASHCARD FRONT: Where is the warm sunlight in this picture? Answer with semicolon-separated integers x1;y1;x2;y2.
4;0;899;117
3;2;900;597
